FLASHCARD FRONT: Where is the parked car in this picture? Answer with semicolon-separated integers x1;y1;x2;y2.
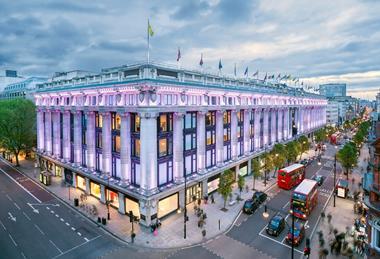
266;214;286;236
286;222;305;246
252;191;267;204
312;174;325;186
243;199;259;214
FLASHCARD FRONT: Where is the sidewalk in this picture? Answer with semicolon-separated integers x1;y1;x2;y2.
8;157;277;249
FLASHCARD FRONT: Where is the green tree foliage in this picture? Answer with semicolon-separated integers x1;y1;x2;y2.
337;144;358;180
261;152;274;175
271;143;286;177
285;141;300;164
314;128;327;143
218;170;234;210
237;175;245;197
0;99;36;166
343;120;351;131
298;135;310;159
251;158;262;190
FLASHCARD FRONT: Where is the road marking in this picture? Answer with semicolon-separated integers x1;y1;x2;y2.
47;207;50;210
0;219;6;230
8;212;16;222
282;201;290;209
84;237;89;242
71;227;76;231
23;212;31;221
65;222;70;226
51;210;54;214
51;235;101;259
34;224;45;235
55;214;59;218
9;234;17;246
60;218;64;222
21;252;27;259
14;202;21;210
6;194;13;201
259;232;303;254
77;232;82;236
27;203;39;214
49;239;63;254
0;168;42;203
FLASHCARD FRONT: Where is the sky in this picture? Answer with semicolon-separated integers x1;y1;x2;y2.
0;0;379;99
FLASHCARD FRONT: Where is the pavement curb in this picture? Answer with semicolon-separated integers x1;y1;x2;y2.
1;157;278;250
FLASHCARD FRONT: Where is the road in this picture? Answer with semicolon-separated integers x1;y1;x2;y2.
0;159;167;259
168;144;340;259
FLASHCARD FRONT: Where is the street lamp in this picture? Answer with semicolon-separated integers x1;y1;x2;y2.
263;205;295;259
106;172;111;220
333;145;338;207
264;145;268;187
184;167;188;239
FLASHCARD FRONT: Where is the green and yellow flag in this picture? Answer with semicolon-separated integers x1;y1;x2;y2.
148;20;154;37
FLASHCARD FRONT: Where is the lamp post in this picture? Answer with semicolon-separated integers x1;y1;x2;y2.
333;147;337;207
264;145;267;187
263;205;295;259
106;172;110;220
184;168;187;239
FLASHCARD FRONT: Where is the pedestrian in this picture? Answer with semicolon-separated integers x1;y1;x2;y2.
245;184;249;193
327;213;332;224
211;194;215;204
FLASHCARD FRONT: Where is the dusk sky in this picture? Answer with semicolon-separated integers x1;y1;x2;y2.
0;0;379;99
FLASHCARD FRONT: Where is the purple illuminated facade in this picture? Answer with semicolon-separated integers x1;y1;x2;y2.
34;63;327;226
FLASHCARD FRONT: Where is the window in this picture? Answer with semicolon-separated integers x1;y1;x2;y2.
95;113;103;128
131;113;140;133
206;130;216;145
159;139;168;157
112;135;121;153
112;113;121;130
131;139;140;157
159;114;167;132
223;111;231;124
158;113;173;132
184;112;196;129
205;111;216;126
185;134;196;150
223;128;230;142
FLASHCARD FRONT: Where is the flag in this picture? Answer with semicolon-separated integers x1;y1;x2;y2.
234;63;237;77
177;48;181;62
269;74;275;79
263;72;267;81
277;73;281;80
253;70;259;77
292;77;297;82
148;20;154;37
199;53;203;66
280;75;287;80
218;59;223;70
244;67;248;76
301;81;304;86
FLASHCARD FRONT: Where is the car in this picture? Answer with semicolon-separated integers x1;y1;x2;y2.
242;199;259;214
266;214;286;236
312;174;325;186
286;222;305;246
252;191;267;204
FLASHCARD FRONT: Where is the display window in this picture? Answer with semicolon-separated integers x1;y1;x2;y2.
125;197;140;218
90;182;101;199
55;166;62;177
157;193;178;218
239;165;248;176
106;189;119;208
208;178;220;194
77;175;86;190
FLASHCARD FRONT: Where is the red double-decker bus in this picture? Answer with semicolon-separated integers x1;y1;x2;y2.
277;164;305;190
290;179;318;219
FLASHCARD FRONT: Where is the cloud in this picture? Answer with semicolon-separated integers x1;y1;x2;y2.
0;0;379;99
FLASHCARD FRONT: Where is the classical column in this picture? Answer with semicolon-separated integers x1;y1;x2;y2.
44;110;52;155
243;109;250;155
62;111;71;161
197;111;206;173
263;109;269;146
102;112;112;174
271;109;276;144
216;110;224;166
36;109;45;152
86;111;95;169
278;109;283;141
73;111;82;165
120;112;131;182
173;112;184;183
52;110;61;157
285;108;291;139
231;110;238;160
254;109;260;149
139;112;158;194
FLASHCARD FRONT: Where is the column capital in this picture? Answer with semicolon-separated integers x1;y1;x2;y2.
85;110;95;115
118;111;129;118
197;110;207;116
138;111;159;119
100;111;111;117
216;109;226;115
173;111;185;117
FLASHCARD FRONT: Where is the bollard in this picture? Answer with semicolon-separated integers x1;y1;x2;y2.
218;219;221;230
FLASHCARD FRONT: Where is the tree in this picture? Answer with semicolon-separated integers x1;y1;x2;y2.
271;143;286;177
285;141;299;164
353;131;364;147
237;175;245;199
0;99;36;166
298;135;310;160
314;128;327;143
218;170;234;210
251;158;261;190
337;144;358;180
261;152;274;181
343;120;351;131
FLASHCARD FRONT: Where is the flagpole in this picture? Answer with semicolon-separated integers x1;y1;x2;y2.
147;19;150;64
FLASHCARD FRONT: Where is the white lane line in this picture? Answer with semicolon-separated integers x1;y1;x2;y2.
71;227;76;231
77;232;82;236
9;234;17;247
0;219;6;230
6;194;13;201
0;168;42;203
84;237;89;242
34;224;45;235
60;218;64;222
55;214;59;218
21;252;27;259
14;202;21;210
47;207;50;210
23;212;31;221
259;232;303;254
51;235;101;259
50;210;54;214
282;201;290;209
49;239;63;254
65;222;70;226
